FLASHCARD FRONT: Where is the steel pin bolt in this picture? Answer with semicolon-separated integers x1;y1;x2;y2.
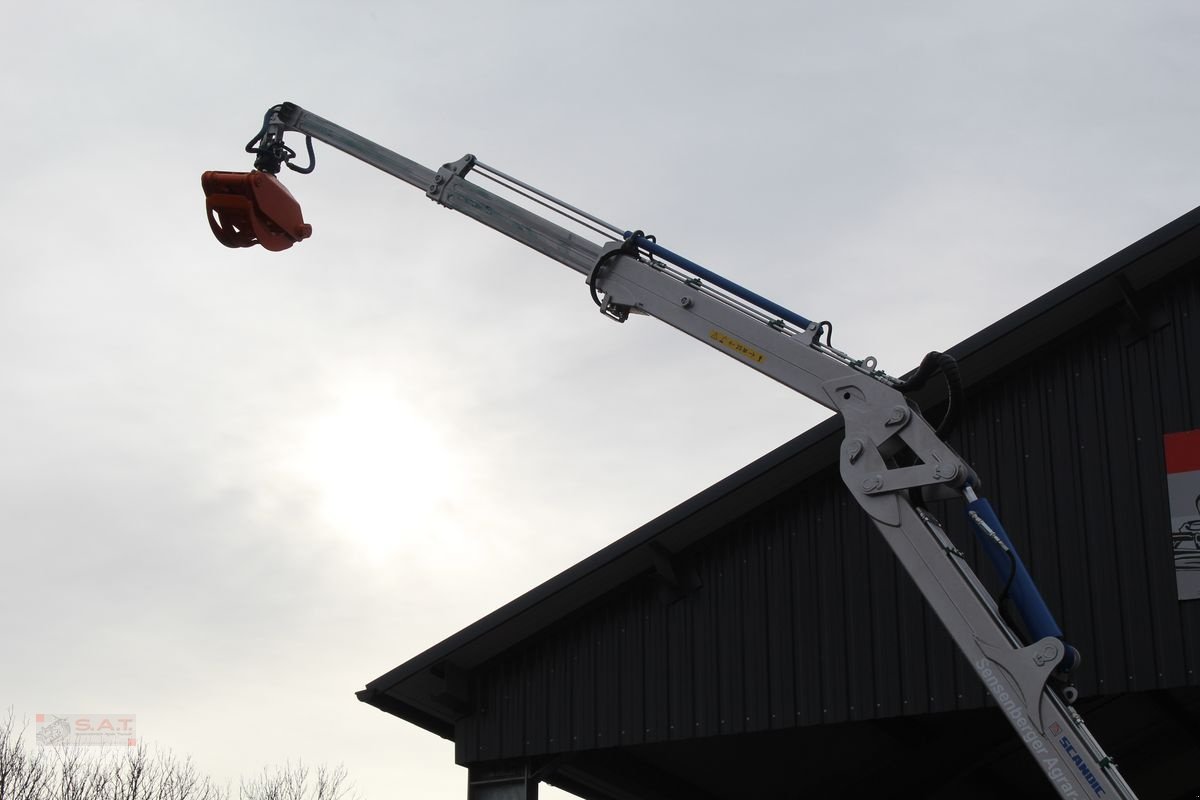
933;464;958;481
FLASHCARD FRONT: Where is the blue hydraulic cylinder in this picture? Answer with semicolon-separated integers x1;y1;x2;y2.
967;496;1078;670
628;234;815;330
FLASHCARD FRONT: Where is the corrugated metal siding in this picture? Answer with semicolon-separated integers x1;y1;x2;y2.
455;264;1200;765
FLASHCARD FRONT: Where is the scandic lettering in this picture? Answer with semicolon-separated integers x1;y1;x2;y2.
1061;737;1106;796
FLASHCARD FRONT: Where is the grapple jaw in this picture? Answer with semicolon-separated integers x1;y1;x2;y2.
201;170;312;251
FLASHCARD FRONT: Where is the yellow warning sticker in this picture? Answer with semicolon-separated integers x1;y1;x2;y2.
709;330;765;363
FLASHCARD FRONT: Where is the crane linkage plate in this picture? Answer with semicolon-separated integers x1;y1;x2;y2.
201;170;312;251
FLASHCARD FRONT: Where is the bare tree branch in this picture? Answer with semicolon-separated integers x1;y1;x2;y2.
0;717;349;800
239;762;355;800
0;711;53;800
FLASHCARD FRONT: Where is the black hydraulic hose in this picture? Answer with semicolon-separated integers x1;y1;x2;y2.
894;351;962;436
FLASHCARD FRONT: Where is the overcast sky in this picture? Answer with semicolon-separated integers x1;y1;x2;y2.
3;2;1200;798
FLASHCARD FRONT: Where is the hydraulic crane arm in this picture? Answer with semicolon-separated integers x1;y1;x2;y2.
202;102;1139;799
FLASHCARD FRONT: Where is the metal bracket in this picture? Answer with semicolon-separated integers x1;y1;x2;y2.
840;436;901;525
427;154;477;202
976;635;1065;734
830;373;976;525
430;660;472;715
588;240;639;323
598;296;632;323
859;462;961;494
1115;273;1169;345
648;542;701;604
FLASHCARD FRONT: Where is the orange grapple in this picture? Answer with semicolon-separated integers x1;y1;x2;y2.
201;170;312;251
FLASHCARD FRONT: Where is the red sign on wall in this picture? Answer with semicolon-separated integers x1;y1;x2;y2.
1165;429;1200;601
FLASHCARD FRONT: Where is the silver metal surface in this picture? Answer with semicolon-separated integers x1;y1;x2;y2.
267;103;1140;799
282;106;436;190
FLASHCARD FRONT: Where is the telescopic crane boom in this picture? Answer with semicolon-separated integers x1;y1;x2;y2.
202;102;1139;800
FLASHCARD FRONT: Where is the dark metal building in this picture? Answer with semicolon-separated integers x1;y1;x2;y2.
359;208;1200;799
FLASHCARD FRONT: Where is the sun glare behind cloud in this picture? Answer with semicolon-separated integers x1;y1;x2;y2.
295;374;460;561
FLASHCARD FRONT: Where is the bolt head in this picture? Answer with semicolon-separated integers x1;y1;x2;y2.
934;464;959;480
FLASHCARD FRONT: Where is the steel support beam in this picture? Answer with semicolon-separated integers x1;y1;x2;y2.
468;762;538;800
